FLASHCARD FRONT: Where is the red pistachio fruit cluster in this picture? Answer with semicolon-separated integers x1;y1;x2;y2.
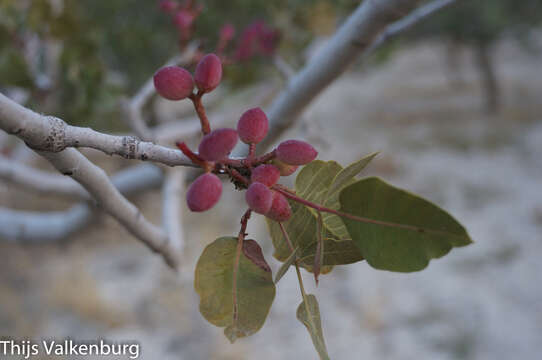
153;53;222;100
185;108;317;218
153;54;317;221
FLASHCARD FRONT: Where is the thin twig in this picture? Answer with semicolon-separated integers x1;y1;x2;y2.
363;0;457;57
258;0;446;150
189;92;211;135
273;55;295;80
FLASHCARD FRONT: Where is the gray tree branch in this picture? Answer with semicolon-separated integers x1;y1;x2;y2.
0;153;89;200
162;168;186;257
0;163;163;243
0;92;195;167
259;0;426;150
35;148;180;269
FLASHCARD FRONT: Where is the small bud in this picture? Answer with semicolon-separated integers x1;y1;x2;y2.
173;10;195;31
251;164;280;187
265;191;292;222
198;128;238;161
276;140;317;166
270;159;298;177
194;53;222;93
159;0;177;13
153;66;194;100
237;107;269;144
219;24;236;42
245;182;273;214
186;173;222;212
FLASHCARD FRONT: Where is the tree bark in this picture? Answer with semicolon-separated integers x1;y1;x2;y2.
474;42;500;114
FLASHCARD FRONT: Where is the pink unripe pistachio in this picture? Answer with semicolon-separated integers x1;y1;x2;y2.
219;23;236;42
173;10;195;31
276;140;318;166
194;53;222;93
265;191;292;222
237;107;269;144
159;0;177;13
245;182;273;214
251;164;280;187
186;173;222;212
198;128;238;161
153;66;194;100
270;159;298;177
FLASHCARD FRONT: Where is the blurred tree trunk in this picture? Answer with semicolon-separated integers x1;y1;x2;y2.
474;42;500;114
444;39;466;89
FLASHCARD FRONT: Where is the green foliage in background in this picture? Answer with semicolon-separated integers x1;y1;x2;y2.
0;0;376;129
2;0;541;128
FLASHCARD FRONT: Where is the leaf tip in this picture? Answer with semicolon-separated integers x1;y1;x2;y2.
224;327;238;344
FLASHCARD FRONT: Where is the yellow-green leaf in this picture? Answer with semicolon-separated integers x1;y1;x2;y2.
295;160;342;202
195;237;276;342
267;160;363;272
322;153;378;240
326;152;378;199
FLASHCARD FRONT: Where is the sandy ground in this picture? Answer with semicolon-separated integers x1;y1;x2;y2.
1;38;542;360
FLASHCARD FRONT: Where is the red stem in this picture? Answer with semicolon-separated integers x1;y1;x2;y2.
232;209;252;324
220;158;244;167
247;143;256;162
238;209;252;240
220;150;277;169
175;141;207;167
227;167;249;186
252;149;276;165
273;183;296;195
189;92;211;135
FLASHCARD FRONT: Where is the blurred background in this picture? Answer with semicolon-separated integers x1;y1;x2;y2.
1;0;542;359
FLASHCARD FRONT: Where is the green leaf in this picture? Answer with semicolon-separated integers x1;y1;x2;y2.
297;239;363;266
297;294;330;360
267;160;341;261
274;246;298;284
339;177;473;272
326;152;379;199
295;160;343;202
194;237;276;342
322;152;379;240
267;201;320;262
266;160;363;271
